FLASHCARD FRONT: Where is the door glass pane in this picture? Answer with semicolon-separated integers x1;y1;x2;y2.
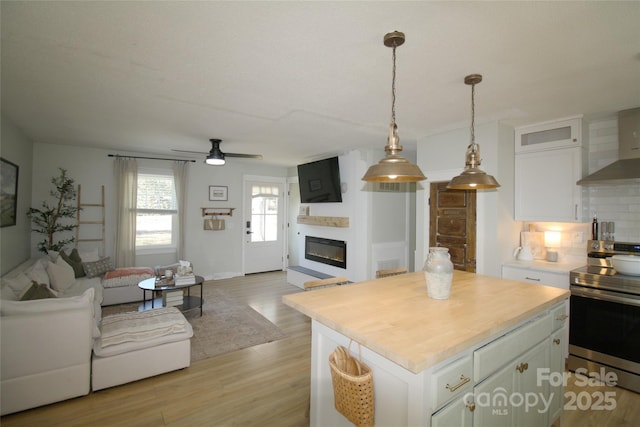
251;184;279;242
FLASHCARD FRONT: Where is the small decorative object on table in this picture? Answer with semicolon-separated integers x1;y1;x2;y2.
175;260;195;285
423;247;454;299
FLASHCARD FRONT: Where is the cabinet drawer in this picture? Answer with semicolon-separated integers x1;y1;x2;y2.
431;355;473;410
551;301;569;331
474;312;552;382
502;265;569;289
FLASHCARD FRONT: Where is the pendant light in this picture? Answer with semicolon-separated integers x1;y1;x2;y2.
362;31;426;183
447;74;500;190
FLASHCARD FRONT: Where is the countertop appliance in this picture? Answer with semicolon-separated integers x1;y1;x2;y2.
569;240;640;392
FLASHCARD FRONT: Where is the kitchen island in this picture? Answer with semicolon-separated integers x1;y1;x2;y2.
283;270;570;427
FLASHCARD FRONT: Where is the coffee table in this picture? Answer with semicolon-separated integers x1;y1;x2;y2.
138;275;204;316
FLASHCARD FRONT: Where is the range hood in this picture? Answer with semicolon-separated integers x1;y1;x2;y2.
578;107;640;185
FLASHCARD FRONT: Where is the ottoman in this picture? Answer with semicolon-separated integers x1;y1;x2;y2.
91;307;193;391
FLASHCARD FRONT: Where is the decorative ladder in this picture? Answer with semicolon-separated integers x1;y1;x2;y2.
75;184;106;255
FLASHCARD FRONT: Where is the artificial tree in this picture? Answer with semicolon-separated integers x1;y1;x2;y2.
27;168;80;253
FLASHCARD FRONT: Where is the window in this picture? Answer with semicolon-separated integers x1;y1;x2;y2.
136;170;177;251
250;184;279;242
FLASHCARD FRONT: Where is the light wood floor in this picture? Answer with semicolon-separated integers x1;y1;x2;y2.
2;271;639;426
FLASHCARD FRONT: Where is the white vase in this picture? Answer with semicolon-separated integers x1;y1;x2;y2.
423;247;454;299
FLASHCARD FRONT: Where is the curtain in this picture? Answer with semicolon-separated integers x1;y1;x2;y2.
173;161;189;260
114;158;137;267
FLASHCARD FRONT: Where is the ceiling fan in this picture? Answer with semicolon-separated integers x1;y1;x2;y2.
172;139;263;165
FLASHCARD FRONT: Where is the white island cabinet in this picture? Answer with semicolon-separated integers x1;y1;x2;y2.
284;271;569;427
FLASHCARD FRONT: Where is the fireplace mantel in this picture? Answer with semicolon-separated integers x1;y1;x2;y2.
297;215;349;228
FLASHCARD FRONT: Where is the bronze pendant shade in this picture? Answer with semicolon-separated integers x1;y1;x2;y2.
362;32;426;183
447;74;500;190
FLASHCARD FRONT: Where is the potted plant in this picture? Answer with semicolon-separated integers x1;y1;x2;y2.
27;168;80;253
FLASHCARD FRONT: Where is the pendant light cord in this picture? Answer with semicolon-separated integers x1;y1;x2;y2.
391;43;397;125
470;82;476;144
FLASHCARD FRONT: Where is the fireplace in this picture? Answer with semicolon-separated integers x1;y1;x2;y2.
305;236;346;269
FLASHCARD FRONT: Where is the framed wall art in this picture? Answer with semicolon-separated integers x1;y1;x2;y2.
209;185;228;201
0;157;19;227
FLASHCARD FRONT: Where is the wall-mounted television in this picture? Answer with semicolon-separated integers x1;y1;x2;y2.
297;156;342;203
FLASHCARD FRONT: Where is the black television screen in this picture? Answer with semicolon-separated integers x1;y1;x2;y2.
297;156;342;203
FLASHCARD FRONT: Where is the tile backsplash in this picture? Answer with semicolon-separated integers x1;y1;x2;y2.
584;117;640;242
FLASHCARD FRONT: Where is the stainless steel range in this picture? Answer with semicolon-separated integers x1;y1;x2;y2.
569;240;640;392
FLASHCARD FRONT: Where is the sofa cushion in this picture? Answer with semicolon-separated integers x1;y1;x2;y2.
20;282;57;301
47;257;76;292
1;287;94;316
83;257;114;278
60;249;86;278
2;273;32;298
95;307;191;353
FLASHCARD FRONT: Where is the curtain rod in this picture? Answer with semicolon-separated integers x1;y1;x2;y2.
108;154;196;163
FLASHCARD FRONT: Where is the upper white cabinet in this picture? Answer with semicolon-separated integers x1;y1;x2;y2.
514;117;587;222
515;116;582;153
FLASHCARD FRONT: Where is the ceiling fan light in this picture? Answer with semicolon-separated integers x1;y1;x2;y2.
205;154;225;165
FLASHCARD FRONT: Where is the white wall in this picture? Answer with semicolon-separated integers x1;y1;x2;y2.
415;121;517;277
30;142;288;279
0;115;33;274
295;150;372;282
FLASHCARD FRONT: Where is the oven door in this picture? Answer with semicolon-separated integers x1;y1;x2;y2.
569;285;640;366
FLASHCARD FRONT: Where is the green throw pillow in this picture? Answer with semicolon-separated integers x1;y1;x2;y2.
60;249;85;278
83;257;114;278
20;281;57;301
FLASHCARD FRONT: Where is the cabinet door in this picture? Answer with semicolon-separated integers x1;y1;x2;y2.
515;147;582;222
474;359;516;427
431;393;474;427
474;340;551;427
548;325;567;424
513;340;550;427
515;117;582;153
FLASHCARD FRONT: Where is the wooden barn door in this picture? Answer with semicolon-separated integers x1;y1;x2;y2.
429;181;477;272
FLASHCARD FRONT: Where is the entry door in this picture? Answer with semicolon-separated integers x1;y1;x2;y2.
429;181;477;272
243;179;285;274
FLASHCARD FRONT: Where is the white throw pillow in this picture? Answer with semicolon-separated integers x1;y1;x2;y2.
46;257;76;292
25;258;50;286
78;247;100;262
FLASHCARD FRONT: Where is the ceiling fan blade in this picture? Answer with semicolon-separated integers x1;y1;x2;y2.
171;149;208;155
172;139;263;161
225;153;263;159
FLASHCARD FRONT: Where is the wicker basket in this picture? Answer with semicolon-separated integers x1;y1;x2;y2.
329;345;375;427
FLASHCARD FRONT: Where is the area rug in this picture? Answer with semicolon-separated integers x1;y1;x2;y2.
101;285;287;363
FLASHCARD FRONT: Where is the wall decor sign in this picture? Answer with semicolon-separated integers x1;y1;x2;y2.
0;157;19;227
209;185;228;201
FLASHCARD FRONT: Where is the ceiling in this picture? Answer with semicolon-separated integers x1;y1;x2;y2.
2;1;639;167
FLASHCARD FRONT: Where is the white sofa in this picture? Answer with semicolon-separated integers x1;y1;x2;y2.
0;257;101;415
0;256;161;415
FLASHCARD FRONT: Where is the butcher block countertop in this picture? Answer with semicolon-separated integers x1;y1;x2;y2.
283;270;569;374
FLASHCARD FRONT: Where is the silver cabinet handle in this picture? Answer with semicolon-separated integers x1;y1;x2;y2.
525;277;541;281
556;314;568;321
